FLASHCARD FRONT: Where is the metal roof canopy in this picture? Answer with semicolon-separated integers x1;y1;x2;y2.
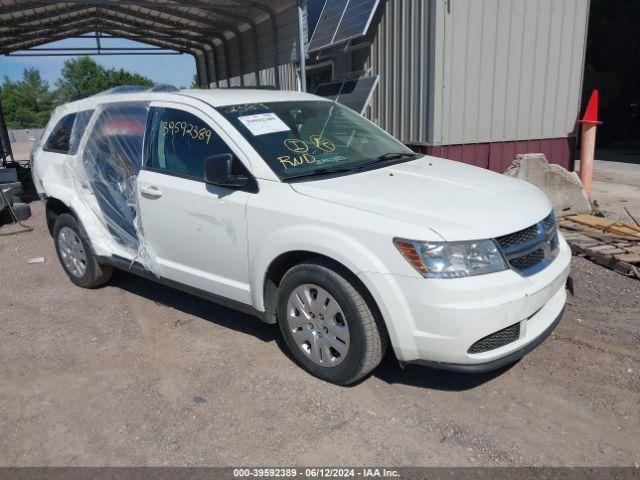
0;0;306;90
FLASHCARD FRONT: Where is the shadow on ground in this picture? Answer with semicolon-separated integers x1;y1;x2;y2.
110;270;277;343
110;270;506;391
373;351;513;391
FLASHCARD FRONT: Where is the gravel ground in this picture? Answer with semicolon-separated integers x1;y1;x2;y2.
0;201;638;467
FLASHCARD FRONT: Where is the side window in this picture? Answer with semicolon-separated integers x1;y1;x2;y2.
68;109;94;155
44;113;76;153
146;107;233;180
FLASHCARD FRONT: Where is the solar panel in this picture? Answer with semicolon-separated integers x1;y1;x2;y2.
333;0;381;45
315;75;379;114
307;0;380;53
307;0;349;53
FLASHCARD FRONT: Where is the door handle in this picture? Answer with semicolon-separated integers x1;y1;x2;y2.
140;185;163;199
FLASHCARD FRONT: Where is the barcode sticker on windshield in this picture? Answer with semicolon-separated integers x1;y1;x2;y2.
238;113;290;136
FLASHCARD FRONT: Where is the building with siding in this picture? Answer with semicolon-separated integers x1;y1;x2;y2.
195;0;593;172
305;0;591;171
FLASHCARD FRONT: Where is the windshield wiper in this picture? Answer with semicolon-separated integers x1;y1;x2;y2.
374;152;420;162
349;152;420;171
284;165;357;181
284;153;421;181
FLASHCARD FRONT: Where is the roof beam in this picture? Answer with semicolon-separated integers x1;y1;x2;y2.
1;26;95;52
1;11;108;36
113;4;247;84
2;25;196;54
0;16;201;53
1;11;215;49
0;2;59;17
2;5;93;26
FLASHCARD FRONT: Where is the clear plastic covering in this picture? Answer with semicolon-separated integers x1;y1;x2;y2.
63;101;159;276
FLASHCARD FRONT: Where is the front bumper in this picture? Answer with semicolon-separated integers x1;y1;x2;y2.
358;234;571;368
411;306;564;372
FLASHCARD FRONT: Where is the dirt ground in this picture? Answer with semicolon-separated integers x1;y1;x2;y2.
0;201;638;467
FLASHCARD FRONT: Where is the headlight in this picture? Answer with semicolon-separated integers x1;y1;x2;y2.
394;238;507;278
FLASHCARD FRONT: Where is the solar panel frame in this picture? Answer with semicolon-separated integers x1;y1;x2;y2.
307;0;350;53
307;0;381;53
332;0;382;45
314;75;380;114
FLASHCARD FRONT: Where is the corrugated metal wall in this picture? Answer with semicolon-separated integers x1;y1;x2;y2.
366;0;433;144
430;0;590;146
198;0;589;158
203;3;301;90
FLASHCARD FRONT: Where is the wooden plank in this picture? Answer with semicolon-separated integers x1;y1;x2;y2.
615;253;640;263
563;226;640;279
565;215;640;238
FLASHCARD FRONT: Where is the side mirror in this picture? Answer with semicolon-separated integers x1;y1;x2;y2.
204;153;249;189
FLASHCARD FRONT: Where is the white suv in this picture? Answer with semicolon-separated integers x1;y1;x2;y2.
32;88;571;385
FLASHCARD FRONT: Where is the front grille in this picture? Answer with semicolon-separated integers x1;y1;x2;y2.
543;215;556;234
509;249;546;271
496;224;541;250
468;322;520;354
496;212;559;277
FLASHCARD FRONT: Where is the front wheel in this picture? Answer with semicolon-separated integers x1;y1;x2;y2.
277;259;386;385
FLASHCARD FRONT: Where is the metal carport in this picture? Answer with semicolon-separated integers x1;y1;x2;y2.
0;0;308;91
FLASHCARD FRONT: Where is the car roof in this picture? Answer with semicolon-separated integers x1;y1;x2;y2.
55;88;327;115
179;88;324;107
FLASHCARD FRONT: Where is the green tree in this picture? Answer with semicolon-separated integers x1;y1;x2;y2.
106;67;154;89
55;56;153;102
0;68;54;128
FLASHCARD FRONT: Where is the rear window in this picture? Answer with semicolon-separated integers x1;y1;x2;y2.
43;113;76;153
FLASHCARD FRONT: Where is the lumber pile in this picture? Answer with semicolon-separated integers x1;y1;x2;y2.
560;214;640;279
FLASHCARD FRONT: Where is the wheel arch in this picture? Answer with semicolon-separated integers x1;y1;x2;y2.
45;197;74;236
260;251;389;346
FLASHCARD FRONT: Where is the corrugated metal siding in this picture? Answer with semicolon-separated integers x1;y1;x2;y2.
366;0;433;144
431;0;590;145
204;4;300;89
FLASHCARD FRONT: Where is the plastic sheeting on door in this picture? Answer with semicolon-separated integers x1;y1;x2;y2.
64;101;159;275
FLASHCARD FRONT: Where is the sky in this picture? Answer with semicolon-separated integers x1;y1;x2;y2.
0;36;197;89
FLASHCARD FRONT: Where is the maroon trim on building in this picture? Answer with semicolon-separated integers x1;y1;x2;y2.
410;137;576;173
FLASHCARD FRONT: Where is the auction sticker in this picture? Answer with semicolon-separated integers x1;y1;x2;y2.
238;113;290;136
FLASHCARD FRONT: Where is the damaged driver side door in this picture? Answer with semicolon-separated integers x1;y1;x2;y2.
137;102;253;305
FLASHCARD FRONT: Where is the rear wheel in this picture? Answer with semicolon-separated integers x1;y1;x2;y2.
277;259;386;385
53;213;113;288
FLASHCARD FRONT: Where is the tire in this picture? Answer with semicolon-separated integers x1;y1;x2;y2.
53;213;113;288
11;202;31;221
277;258;387;385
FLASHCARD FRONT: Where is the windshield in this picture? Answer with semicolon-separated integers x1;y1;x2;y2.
217;101;418;180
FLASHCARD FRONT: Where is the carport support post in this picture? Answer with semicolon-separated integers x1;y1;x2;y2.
297;0;307;92
193;53;205;88
203;49;212;88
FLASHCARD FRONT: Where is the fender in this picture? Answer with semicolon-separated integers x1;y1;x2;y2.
249;223;390;312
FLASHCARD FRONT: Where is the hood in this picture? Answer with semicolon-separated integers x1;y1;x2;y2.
289;156;552;241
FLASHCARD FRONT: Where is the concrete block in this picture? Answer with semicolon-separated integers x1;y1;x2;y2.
504;153;592;217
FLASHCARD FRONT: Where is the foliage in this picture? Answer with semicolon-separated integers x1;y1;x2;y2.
0;57;155;128
0;68;55;129
55;57;153;102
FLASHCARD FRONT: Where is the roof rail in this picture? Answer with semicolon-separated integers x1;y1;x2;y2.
95;86;147;96
220;85;278;90
148;84;179;92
